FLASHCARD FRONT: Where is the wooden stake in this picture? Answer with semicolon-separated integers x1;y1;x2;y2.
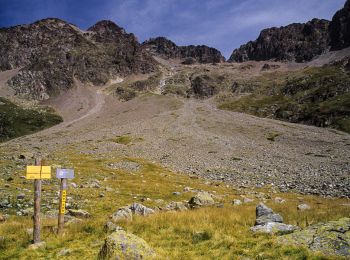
33;158;41;244
57;178;67;235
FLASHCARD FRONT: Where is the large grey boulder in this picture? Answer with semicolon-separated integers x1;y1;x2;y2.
129;203;154;216
98;230;156;259
111;203;154;222
251;203;298;235
188;192;215;208
278;218;350;257
165;201;188;211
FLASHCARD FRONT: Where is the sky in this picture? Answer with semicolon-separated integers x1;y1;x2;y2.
0;0;346;58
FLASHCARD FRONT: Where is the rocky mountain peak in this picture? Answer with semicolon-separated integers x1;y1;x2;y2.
88;20;125;34
142;36;225;64
329;0;350;50
229;18;330;63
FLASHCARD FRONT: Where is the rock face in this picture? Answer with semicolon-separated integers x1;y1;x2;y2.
189;75;220;98
329;0;350;50
0;18;157;100
278;218;350;257
98;230;155;259
229;19;330;63
251;203;298;235
142;37;225;63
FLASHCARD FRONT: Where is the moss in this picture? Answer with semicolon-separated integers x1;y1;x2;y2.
267;132;280;142
0;98;63;142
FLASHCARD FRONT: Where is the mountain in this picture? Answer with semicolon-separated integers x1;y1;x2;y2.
329;0;350;50
228;19;330;63
0;19;157;100
142;37;225;64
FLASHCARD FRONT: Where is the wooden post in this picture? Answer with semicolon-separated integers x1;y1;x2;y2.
57;178;67;235
33;158;41;244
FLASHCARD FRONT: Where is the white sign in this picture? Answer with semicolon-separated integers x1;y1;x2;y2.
56;168;74;179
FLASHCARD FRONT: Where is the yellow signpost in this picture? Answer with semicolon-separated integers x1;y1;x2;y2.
26;166;51;179
26;161;51;244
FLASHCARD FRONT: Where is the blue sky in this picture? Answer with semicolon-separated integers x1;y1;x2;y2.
0;0;346;58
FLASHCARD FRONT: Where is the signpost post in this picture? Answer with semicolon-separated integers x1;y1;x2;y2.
26;159;51;244
56;168;74;235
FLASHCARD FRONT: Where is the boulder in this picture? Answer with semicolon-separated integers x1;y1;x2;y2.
111;207;133;222
17;193;25;200
251;222;298;235
165;202;188;211
297;204;311;211
28;242;46;250
232;199;242;205
251;203;298;235
98;230;155;259
188;192;215;208
104;221;124;232
68;209;91;218
129;203;154;216
278;218;350;257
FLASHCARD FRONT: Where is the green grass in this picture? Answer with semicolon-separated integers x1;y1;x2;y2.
0;98;63;142
267;132;280;142
0;149;349;259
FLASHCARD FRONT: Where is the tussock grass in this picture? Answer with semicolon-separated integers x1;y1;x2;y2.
0;150;349;259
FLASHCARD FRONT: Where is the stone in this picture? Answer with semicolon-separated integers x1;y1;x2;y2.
297;204;311;211
243;197;254;203
70;182;77;188
68;209;91;218
165;201;188;211
28;241;46;250
274;197;286;204
58;248;72;256
188;192;215;208
172;192;181;196
0;214;6;222
98;230;155;259
278;218;350;257
255;203;283;225
17;193;25;200
111;207;133;222
129;203;154;216
232;199;242;205
251;222;298;235
104;221;124;232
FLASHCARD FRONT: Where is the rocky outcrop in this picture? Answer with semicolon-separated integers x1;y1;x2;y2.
0;18;157;100
188;191;215;208
189;75;220;98
98;230;156;259
229;19;330;63
278;218;350;257
111;203;154;222
251;203;299;235
329;0;350;50
142;37;225;63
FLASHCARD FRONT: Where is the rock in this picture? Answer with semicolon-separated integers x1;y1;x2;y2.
98;230;156;259
232;199;242;205
165;202;188;211
22;208;34;216
329;0;350;50
111;207;133;222
274;197;286;204
255;203;283;225
17;193;25;200
70;182;77;188
107;161;140;172
142;36;225;64
251;222;298;235
28;241;46;250
297;204;311;211
243;197;254;203
278;218;350;257
104;221;124;232
0;214;6;222
189;75;219;98
172;192;181;196
68;209;91;218
229;18;329;63
183;187;192;192
188;192;215;208
251;203;298;235
58;248;72;256
155;199;164;204
129;203;154;216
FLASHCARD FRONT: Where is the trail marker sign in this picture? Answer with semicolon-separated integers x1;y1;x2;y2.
56;168;74;179
56;168;74;235
26;166;51;179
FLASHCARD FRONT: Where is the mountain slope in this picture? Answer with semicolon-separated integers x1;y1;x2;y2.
0;18;157;100
329;0;350;50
